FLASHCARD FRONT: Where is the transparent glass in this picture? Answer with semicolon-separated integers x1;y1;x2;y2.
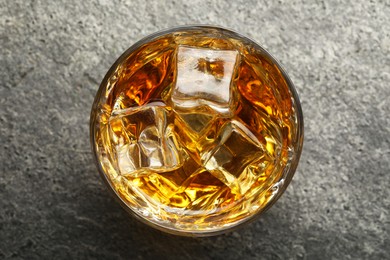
90;25;304;236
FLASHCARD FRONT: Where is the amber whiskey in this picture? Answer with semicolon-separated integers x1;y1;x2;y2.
90;26;303;235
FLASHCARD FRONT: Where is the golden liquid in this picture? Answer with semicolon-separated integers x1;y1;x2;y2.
92;28;297;232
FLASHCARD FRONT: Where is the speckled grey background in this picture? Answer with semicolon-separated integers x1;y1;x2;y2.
1;0;389;259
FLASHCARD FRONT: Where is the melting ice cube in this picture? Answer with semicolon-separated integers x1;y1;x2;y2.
171;46;239;116
108;103;183;176
202;120;271;194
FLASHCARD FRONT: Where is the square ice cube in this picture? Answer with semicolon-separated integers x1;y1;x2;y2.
202;120;268;194
171;46;239;116
108;102;184;176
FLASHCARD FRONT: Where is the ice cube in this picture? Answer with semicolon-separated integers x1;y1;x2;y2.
108;103;184;176
201;120;270;194
171;46;239;116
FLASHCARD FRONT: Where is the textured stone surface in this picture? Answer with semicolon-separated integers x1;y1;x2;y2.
1;0;389;259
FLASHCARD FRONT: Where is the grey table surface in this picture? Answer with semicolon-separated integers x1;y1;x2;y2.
1;0;389;259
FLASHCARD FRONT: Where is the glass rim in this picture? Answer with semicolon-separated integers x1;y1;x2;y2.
90;24;304;237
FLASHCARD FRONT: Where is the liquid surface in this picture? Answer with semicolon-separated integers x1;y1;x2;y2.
91;27;300;234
